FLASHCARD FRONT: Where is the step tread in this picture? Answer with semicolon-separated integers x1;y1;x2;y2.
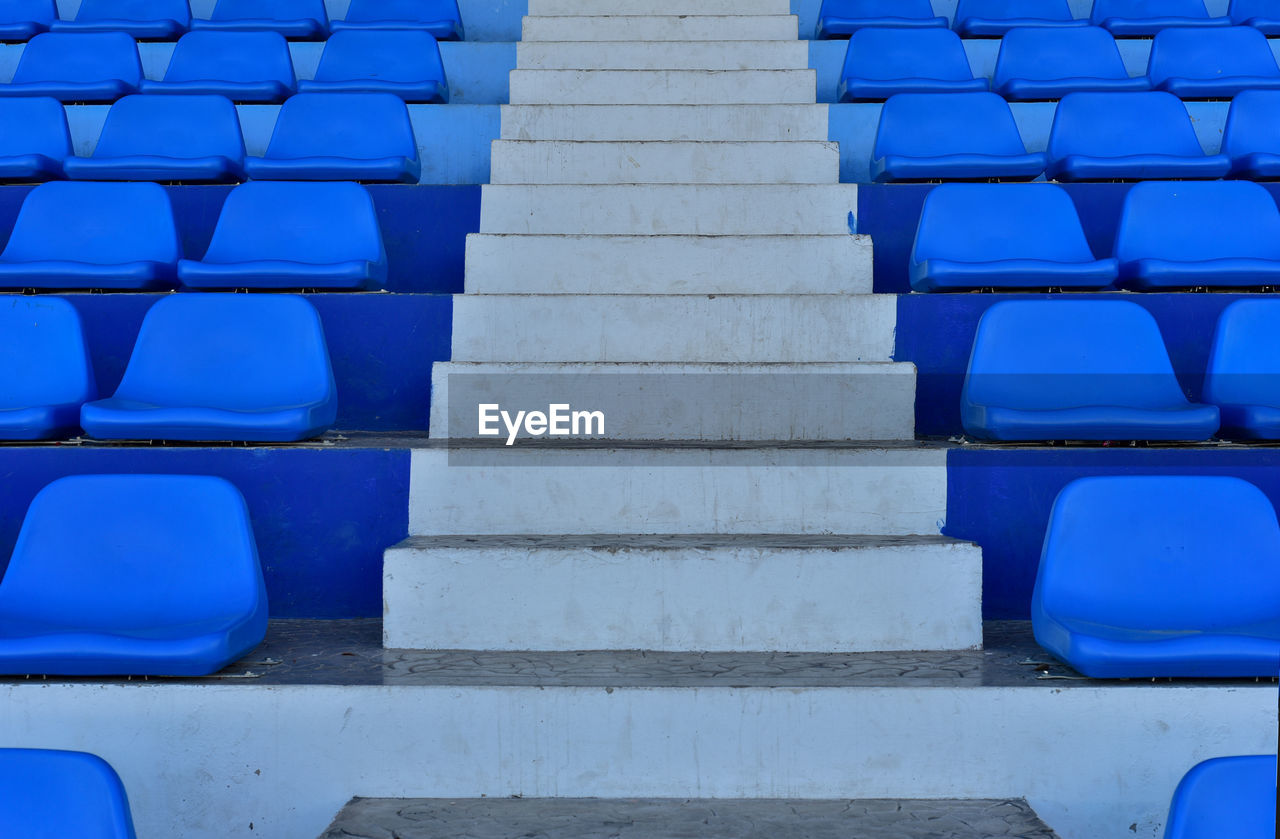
392;533;966;550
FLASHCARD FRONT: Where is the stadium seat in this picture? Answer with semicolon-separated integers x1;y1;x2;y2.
0;182;179;290
192;0;329;38
0;750;137;837
137;31;295;103
1044;92;1230;181
331;0;464;41
910;184;1117;291
1114;181;1280;289
815;0;947;39
837;28;987;102
993;26;1149;100
871;92;1045;182
62;94;244;182
0;474;268;675
1203;300;1280;439
296;30;450;103
1033;476;1280;678
953;0;1084;36
0;97;69;181
962;300;1220;441
244;93;421;183
1147;26;1280;98
1230;0;1280;34
0;32;141;102
50;0;188;38
1163;756;1278;839
0;0;55;40
80;294;337;442
178;182;388;290
1090;0;1230;35
1223;89;1280;178
0;297;97;440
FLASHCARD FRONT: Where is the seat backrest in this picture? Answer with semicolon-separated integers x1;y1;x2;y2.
842;28;975;82
92;94;244;160
1036;475;1280;630
209;0;328;24
963;299;1191;410
956;0;1075;23
71;0;189;23
993;26;1129;85
263;92;417;160
342;0;460;23
162;30;295;84
0;182;179;265
1046;91;1205;159
1204;299;1280;407
1148;26;1280;84
874;92;1029;158
13;32;142;84
314;30;446;83
1230;0;1280;22
0;750;136;839
0;96;69;158
1164;756;1279;839
914;184;1096;263
819;0;940;22
1090;0;1212;24
0;0;55;26
1114;181;1280;263
1223;89;1280;162
113;294;335;412
0;297;96;408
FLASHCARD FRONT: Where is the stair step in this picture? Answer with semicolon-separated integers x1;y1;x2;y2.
529;0;791;15
522;15;800;41
509;69;816;105
515;41;810;71
499;104;830;141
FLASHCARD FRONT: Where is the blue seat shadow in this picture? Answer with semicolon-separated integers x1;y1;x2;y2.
1204;299;1280;439
0;0;55;41
1223;89;1280;178
0;182;179;290
63;94;245;182
1090;0;1230;35
0;749;137;837
0;32;141;102
331;0;463;41
962;299;1220;441
0;97;69;180
297;30;449;103
954;0;1085;36
1231;0;1280;34
910;184;1117;291
837;28;987;102
0;297;96;440
1033;476;1280;678
81;294;337;442
0;474;268;675
1115;181;1280;289
1148;26;1280;98
179;181;387;290
137;31;296;103
815;0;947;39
244;93;420;183
1045;91;1229;181
192;0;329;39
1164;756;1278;839
993;26;1150;100
50;0;188;39
871;92;1046;182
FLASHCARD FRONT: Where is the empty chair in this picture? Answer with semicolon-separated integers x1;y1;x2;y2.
192;0;329;38
0;182;179;290
296;30;449;102
1223;89;1280;178
50;0;189;38
993;26;1149;100
1090;0;1229;35
331;0;463;40
837;28;987;102
871;92;1046;182
137;31;295;103
63;95;244;182
1148;26;1280;98
815;0;947;38
81;295;337;441
1164;756;1278;839
0;750;137;837
1044;92;1230;181
1230;0;1280;34
1033;476;1280;677
0;0;55;40
962;300;1220;441
953;0;1084;36
910;184;1117;291
0;298;97;440
1203;300;1280;439
0;32;141;102
178;182;387;290
1114;181;1280;289
245;93;420;183
0;474;268;675
0;97;69;180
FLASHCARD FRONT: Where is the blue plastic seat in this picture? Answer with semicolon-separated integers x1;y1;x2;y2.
0;182;179;290
1090;0;1230;35
0;32;141;102
910;184;1117;291
178;182;387;290
815;0;947;38
0;0;55;40
62;95;244;182
962;300;1220;441
1223;89;1280;178
50;0;189;38
0;97;69;180
0;750;137;837
244;93;420;183
993;26;1149;100
296;30;449;103
953;0;1084;36
331;0;463;41
0;297;97;440
837;28;987;102
1033;476;1280;678
1044;92;1230;181
1203;300;1280;439
192;0;329;38
1230;0;1280;34
81;294;337;441
137;31;295;103
0;474;268;675
871;92;1045;182
1114;181;1280;289
1164;756;1278;839
1148;26;1280;98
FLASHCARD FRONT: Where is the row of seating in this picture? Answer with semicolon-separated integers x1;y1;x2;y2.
0;30;449;103
818;0;1280;38
839;25;1280;101
0;0;463;41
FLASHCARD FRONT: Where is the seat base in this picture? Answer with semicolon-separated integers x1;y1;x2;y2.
177;258;383;290
962;402;1221;441
1047;154;1232;182
0;261;174;290
328;19;462;40
958;18;1089;36
815;15;948;39
0;80;135;103
49;19;187;39
910;257;1118;292
80;397;336;442
244;155;421;183
1100;16;1232;35
838;77;988;103
997;76;1150;101
137;79;293;103
1159;76;1280;99
0;153;64;181
1120;257;1280;290
0;22;47;40
189;18;328;38
295;78;448;103
63;155;244;183
872;152;1047;183
0;404;84;441
1229;151;1280;179
1215;403;1280;440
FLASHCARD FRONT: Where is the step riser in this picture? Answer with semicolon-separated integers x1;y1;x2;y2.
522;16;800;41
509;70;816;105
515;42;810;71
528;0;791;15
499;105;831;142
